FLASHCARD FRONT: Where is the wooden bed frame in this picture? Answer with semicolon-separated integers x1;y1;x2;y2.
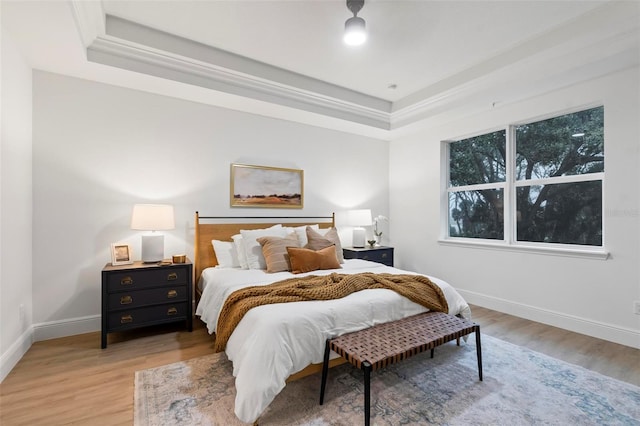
193;212;345;381
194;211;335;284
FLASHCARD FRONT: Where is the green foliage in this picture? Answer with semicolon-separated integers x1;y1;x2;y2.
516;182;602;245
450;130;506;186
515;107;604;180
448;106;604;246
449;190;504;240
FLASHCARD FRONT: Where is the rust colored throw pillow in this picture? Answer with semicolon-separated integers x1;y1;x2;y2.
257;232;300;273
287;245;341;274
305;227;344;263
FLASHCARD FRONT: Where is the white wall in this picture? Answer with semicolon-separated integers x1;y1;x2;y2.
31;71;389;339
0;11;34;381
3;28;636;388
390;67;640;348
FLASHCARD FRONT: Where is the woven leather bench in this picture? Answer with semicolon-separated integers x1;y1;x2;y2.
319;311;482;426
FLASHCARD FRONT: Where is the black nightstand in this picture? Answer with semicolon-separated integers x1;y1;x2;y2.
343;246;394;267
101;260;193;348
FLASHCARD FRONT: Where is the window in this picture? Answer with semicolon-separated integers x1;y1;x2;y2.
448;130;506;240
445;106;604;249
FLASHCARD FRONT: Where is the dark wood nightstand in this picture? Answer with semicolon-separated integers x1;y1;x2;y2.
101;260;193;348
343;246;394;267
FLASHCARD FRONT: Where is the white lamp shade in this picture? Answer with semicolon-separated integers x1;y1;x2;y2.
131;204;175;231
131;204;175;263
347;209;372;248
347;209;372;227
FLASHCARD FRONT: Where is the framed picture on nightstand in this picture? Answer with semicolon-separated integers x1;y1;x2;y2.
110;243;133;266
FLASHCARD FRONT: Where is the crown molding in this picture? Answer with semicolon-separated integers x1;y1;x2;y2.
84;13;393;130
87;35;392;129
392;26;640;130
70;1;639;133
68;0;105;48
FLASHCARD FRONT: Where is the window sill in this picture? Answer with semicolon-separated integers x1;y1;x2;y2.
437;238;609;260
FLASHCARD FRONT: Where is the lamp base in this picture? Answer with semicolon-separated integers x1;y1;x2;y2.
141;234;164;263
352;227;366;248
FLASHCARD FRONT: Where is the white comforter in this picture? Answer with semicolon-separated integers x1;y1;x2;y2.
195;259;471;424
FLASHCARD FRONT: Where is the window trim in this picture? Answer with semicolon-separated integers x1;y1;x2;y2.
437;237;609;260
440;106;608;259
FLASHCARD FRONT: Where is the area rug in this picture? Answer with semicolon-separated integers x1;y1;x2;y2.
134;335;640;425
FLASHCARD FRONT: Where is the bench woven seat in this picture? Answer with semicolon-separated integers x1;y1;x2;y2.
319;311;482;426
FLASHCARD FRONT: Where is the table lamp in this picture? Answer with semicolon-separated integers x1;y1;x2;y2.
347;209;372;248
131;204;175;263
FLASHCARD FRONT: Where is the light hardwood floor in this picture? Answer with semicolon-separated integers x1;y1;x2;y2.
1;305;638;425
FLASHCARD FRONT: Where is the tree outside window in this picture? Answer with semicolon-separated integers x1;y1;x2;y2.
448;130;506;240
446;106;604;247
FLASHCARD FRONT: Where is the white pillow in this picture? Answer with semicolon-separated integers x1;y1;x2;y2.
240;225;287;269
231;234;248;269
284;224;320;247
211;240;240;268
315;227;332;236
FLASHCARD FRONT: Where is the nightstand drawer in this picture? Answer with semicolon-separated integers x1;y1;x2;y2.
107;286;188;310
107;303;189;330
360;250;391;263
343;246;394;267
102;260;193;348
106;268;188;292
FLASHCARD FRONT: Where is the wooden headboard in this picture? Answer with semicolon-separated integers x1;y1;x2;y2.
194;212;335;282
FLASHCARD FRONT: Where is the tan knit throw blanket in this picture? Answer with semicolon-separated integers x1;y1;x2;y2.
214;273;449;352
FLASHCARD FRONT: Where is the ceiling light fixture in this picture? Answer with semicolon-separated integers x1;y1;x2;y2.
344;0;367;46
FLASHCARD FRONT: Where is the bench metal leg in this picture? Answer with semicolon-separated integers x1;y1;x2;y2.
363;361;372;426
319;339;331;405
475;326;483;381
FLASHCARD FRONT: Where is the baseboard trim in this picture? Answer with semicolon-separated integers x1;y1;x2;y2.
458;289;640;349
0;327;33;383
1;315;101;382
4;298;637;382
32;314;100;342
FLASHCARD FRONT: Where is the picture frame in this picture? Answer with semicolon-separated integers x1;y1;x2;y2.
230;163;303;209
110;243;134;266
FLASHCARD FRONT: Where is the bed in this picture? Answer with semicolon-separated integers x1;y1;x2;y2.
193;212;471;424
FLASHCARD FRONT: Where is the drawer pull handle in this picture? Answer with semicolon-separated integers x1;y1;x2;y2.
167;307;178;316
121;276;133;286
120;315;133;324
381;253;387;258
167;272;178;281
120;295;133;305
167;290;178;298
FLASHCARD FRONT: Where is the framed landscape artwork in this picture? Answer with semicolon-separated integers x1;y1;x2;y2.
230;163;303;208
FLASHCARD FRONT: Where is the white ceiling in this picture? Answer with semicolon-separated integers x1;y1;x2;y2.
3;0;640;139
100;0;605;102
